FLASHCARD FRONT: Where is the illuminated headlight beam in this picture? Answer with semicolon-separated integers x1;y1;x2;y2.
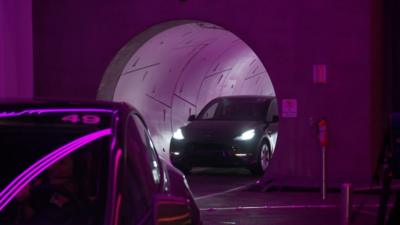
172;128;184;140
234;129;255;141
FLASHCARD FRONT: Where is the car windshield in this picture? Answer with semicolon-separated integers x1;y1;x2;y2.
198;97;268;121
0;108;112;225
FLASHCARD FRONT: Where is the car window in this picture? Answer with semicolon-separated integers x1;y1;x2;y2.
121;113;162;225
131;114;161;185
0;110;112;225
198;101;219;119
0;128;110;225
123;116;151;224
198;98;267;121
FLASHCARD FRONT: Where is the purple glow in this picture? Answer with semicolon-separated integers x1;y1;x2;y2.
0;140;87;206
61;114;101;124
0;128;112;211
110;116;119;150
61;114;81;123
0;108;113;118
0;135;96;209
81;115;101;124
113;149;122;192
113;194;122;225
0;134;93;202
111;149;122;225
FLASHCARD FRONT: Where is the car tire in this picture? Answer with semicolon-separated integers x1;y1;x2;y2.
249;141;271;176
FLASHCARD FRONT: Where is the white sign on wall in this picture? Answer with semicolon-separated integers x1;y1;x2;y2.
282;99;297;118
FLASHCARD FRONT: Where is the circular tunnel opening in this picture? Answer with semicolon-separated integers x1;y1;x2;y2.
97;21;277;160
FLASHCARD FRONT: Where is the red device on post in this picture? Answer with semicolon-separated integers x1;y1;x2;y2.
318;119;328;147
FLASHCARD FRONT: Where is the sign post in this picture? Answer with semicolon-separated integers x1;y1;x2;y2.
318;119;328;200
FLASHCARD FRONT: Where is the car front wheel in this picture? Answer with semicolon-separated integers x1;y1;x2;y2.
249;142;271;176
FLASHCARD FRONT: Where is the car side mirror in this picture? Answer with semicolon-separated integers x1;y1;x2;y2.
153;195;191;225
188;115;196;121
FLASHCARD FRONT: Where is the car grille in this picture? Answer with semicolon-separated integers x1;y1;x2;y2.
188;143;231;157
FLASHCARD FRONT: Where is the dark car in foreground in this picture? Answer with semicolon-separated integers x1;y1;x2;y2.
170;96;279;175
0;100;201;225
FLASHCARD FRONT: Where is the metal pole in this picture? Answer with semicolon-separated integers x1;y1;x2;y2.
341;183;352;225
322;146;327;200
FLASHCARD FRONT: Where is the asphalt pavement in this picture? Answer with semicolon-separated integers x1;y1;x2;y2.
187;167;393;225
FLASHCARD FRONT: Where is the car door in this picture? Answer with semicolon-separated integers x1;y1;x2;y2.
129;114;196;225
120;112;196;225
118;113;162;225
153;195;194;225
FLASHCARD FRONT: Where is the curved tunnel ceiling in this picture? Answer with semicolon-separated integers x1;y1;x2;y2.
98;21;276;159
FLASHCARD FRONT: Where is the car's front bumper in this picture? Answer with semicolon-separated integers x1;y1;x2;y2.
170;138;259;167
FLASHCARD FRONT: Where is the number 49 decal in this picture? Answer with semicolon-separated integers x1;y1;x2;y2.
62;114;101;124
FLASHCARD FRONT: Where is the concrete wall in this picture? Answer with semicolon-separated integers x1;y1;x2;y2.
0;0;33;99
33;0;383;185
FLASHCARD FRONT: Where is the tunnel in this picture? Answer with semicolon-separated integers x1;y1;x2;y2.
0;1;392;223
97;20;277;160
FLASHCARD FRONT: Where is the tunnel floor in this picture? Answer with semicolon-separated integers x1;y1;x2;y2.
188;168;393;225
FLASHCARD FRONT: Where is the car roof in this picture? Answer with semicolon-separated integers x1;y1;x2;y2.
212;95;276;101
0;98;128;112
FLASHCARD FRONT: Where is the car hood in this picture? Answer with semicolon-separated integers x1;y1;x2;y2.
181;120;264;140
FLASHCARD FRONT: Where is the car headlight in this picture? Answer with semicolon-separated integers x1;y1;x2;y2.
172;128;184;140
234;129;255;141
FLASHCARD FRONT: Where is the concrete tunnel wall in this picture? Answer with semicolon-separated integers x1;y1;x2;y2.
31;0;383;186
97;21;276;160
